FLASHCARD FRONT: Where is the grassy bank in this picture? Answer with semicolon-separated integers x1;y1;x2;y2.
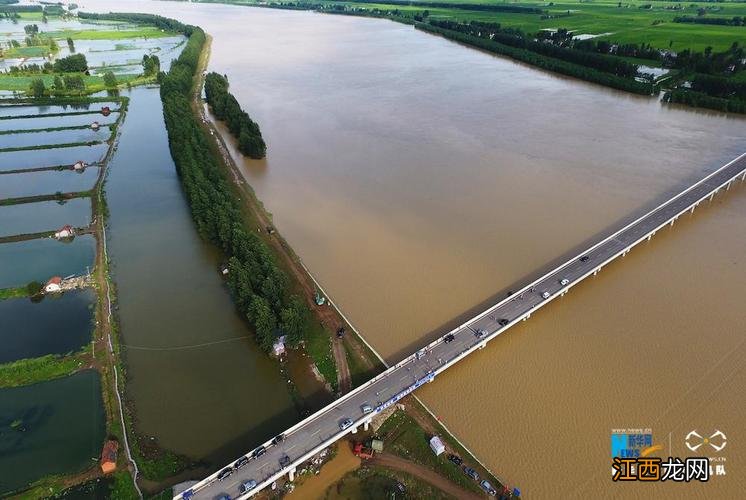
0;350;90;388
377;409;486;494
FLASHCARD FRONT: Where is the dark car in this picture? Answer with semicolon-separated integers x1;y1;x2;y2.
444;334;455;343
272;433;285;445
448;454;463;466
336;327;346;338
580;255;590;262
234;456;250;469
463;466;479;481
498;318;509;327
216;467;233;480
279;454;291;468
252;446;266;459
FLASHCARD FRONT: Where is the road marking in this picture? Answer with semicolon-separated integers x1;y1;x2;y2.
311;428;321;436
286;444;296;452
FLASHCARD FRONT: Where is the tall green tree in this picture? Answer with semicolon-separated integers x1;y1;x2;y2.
29;77;45;97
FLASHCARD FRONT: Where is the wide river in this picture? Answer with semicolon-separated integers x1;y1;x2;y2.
93;1;746;497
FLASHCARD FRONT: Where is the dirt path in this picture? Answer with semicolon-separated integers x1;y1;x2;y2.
370;453;484;500
191;37;366;394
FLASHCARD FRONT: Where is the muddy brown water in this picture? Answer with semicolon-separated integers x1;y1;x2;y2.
91;2;746;497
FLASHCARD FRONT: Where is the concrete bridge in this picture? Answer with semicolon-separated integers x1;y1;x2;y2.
177;153;746;500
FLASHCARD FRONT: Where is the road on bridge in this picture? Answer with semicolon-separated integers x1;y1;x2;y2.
182;153;746;500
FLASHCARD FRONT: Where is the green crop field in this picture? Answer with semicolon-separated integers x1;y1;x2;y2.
0;73;143;91
1;46;52;58
44;26;176;40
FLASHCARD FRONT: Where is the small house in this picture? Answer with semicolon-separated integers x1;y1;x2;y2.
44;276;62;293
54;225;75;239
429;436;445;456
91;121;100;131
100;106;111;116
100;440;119;474
73;160;86;172
272;335;287;357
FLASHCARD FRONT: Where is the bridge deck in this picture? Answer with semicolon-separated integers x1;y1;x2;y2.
181;153;746;500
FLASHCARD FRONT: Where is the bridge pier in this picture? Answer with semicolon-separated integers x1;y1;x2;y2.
288;467;296;482
647;234;652;241
363;418;372;431
742;171;746;181
726;181;731;191
522;313;530;321
593;267;601;276
351;425;358;434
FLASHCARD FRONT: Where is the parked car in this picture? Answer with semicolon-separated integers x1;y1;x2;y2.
239;480;257;494
279;454;291;468
361;403;373;414
480;480;497;496
444;333;455;343
252;446;266;459
217;467;233;480
215;494;231;500
448;454;463;466
498;318;509;327
340;418;354;430
463;466;480;481
234;456;249;469
272;433;285;445
560;278;570;286
580;255;590;262
541;291;551;299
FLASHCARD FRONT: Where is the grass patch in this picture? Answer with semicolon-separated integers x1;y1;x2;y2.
2;45;52;58
0;286;28;300
0;351;89;388
326;465;451;499
0;73;143;92
306;319;339;390
376;409;483;494
46;27;177;40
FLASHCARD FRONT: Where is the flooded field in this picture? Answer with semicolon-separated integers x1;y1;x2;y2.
0;168;98;199
0;144;108;172
88;2;746;497
0;235;96;289
105;86;295;463
0;370;105;496
0;127;109;150
0;113;117;132
0;197;90;237
0;289;95;363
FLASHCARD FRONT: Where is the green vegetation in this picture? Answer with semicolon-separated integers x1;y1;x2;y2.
0;285;28;300
0;351;88;388
44;26;175;40
53;53;87;73
204;72;267;158
326;466;451;499
0;140;101;153
0;72;142;92
377;409;484;494
306;320;338;389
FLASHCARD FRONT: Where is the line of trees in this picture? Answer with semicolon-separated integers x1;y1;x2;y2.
674;16;745;26
107;14;308;352
418;22;654;95
663;89;746;113
323;0;543;14
204;72;267;159
428;20;639;78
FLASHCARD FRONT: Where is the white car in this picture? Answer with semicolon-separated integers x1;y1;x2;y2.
361;404;373;414
339;418;354;430
560;278;570;286
541;291;551;299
